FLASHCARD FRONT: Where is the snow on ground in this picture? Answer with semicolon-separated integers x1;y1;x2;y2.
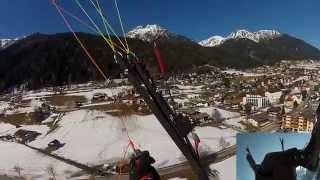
0;141;79;180
176;85;203;90
174;98;189;104
199;107;245;129
0;101;9;110
0;109;237;179
66;86;131;100
41;113;59;124
22;86;132;102
19;124;50;134
0;123;15;135
176;85;204;94
167;156;237;180
0;123;78;179
193;126;236;154
23;90;55;100
4;99;41;115
0;122;49;137
222;70;264;77
210;155;236;180
5;106;34;115
30;110;237;168
186;94;200;99
225;117;245;130
80;101;112;107
290;61;320;70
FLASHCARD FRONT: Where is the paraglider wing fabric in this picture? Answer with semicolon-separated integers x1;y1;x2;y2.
153;42;166;75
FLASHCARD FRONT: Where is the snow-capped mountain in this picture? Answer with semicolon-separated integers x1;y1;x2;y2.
126;24;191;42
199;29;281;47
198;36;224;47
0;38;19;49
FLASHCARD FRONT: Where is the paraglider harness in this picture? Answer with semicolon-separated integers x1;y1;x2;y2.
129;150;160;180
52;0;210;179
246;102;320;180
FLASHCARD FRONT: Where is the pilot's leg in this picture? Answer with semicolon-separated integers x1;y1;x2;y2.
258;148;301;176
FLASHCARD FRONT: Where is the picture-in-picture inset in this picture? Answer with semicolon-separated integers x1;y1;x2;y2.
237;133;320;180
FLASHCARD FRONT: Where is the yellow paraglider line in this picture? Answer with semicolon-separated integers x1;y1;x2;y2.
53;1;139;179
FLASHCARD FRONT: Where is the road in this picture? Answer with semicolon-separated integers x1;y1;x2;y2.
0;142;235;180
0;175;24;180
82;145;237;180
158;145;236;177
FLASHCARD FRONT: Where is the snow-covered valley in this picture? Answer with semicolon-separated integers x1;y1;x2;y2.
0;84;237;180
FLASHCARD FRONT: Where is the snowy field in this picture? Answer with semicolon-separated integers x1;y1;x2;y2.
210;155;236;180
0;109;237;179
176;85;204;95
199;107;245;129
66;86;131;101
289;61;320;70
22;85;131;102
222;70;264;77
0;83;240;180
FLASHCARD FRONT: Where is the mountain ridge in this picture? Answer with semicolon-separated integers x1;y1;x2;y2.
0;38;19;49
126;24;192;43
0;26;319;91
199;29;281;47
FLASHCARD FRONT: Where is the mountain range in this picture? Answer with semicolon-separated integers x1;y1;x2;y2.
199;29;281;47
0;24;320;90
126;24;191;43
0;38;19;49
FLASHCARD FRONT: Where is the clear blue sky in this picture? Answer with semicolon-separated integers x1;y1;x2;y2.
0;0;319;48
237;133;312;180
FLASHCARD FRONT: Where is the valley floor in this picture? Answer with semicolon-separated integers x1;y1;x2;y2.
0;84;238;180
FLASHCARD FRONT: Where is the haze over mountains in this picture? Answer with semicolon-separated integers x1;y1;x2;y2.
0;24;320;90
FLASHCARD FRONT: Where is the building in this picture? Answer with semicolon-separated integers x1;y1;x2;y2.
267;106;284;121
179;109;211;125
242;94;270;108
14;129;41;143
281;108;315;132
284;94;302;108
265;91;282;104
246;112;271;127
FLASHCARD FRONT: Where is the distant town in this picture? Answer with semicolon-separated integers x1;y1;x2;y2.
1;59;320;179
2;60;320;141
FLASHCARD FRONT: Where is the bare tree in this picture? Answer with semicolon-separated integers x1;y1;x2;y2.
46;164;57;180
244;103;252;115
13;165;23;178
211;109;222;122
293;100;299;109
219;136;230;149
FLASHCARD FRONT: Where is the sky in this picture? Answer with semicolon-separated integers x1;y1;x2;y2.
0;0;319;48
237;133;314;180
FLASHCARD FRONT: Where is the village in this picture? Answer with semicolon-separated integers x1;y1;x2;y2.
0;60;320;179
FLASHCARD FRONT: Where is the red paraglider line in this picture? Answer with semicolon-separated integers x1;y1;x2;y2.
154;42;166;76
53;0;137;151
